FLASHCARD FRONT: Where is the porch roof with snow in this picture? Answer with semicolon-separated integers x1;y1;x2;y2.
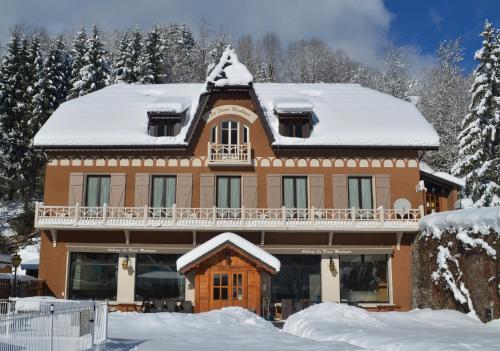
176;232;280;274
33;47;439;150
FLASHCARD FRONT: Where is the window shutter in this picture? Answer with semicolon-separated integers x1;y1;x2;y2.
332;174;348;208
68;173;84;205
309;174;324;208
375;174;391;209
109;173;126;207
200;174;215;208
242;174;258;208
134;173;150;207
176;173;193;208
267;174;282;208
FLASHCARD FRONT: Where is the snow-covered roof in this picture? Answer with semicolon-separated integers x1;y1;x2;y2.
176;232;280;272
419;162;465;188
273;98;314;113
205;47;253;89
33;82;440;149
146;97;190;114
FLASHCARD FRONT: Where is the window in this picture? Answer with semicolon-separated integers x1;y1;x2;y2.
213;273;229;300
68;252;118;300
283;177;308;208
279;118;310;138
135;254;185;301
211;126;217;143
348;177;373;209
216;176;241;209
271;255;321;302
243;126;249;144
221;121;238;145
151;176;177;208
340;254;389;304
86;176;110;207
232;273;243;301
425;193;440;214
149;118;181;137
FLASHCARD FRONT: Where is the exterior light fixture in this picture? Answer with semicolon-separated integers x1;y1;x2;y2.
11;253;22;297
121;256;129;270
329;257;337;276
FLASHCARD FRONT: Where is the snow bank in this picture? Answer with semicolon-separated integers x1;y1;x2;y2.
176;232;280;272
273;97;314;113
105;307;358;351
10;296;94;312
283;302;500;351
205;47;253;89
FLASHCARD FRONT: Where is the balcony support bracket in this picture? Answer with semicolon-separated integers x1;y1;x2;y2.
192;231;197;246
396;232;403;251
260;231;266;246
124;230;130;245
50;229;58;248
328;231;334;246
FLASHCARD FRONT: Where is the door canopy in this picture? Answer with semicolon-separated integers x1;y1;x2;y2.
176;232;280;274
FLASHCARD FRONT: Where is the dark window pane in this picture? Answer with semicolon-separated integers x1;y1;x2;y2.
221;287;228;300
135;254;184;301
213;288;220;300
221;274;228;286
68;252;118;300
214;274;220;286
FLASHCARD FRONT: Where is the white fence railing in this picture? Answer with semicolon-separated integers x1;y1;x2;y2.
35;203;424;232
207;142;252;165
0;299;107;351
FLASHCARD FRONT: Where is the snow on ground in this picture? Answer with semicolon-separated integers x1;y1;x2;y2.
283;303;500;351
0;201;23;237
97;304;500;351
17;240;40;275
99;307;359;351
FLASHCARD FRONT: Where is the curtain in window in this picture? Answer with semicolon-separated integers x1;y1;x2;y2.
360;178;373;209
348;178;360;208
166;177;176;207
296;178;307;209
152;177;164;208
283;177;295;208
229;177;240;208
86;177;99;207
217;177;229;208
100;177;110;205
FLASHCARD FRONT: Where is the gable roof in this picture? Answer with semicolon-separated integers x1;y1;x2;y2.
176;232;280;273
33;82;439;150
419;162;465;188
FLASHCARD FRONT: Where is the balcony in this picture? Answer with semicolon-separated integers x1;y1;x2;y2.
35;203;424;233
207;142;252;166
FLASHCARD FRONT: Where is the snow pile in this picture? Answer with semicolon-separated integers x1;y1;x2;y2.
104;307;357;351
273;98;314;113
205;47;253;89
145;97;190;113
10;296;94;312
177;232;280;272
283;302;500;351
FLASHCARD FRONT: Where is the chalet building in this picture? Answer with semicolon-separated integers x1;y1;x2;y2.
33;48;460;315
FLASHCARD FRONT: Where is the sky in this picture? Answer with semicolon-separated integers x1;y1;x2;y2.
0;0;499;73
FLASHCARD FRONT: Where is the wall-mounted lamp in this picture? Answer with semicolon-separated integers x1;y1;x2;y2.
121;255;130;270
329;257;337;276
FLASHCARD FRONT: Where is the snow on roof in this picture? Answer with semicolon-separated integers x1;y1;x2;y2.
205;47;253;89
419;206;500;235
419;162;465;188
176;232;280;272
33;83;440;149
146;97;190;114
273;98;314;113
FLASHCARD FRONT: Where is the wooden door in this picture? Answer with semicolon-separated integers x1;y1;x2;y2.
210;271;247;310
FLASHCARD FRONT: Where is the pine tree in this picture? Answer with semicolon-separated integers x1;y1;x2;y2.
113;31;133;83
452;21;500;206
163;24;196;82
140;24;165;83
68;27;88;99
129;26;144;82
73;25;111;96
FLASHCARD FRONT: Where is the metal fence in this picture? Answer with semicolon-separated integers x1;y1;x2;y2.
0;299;107;351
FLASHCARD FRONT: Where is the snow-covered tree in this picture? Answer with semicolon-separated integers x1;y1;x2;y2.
255;32;282;82
236;35;258;75
128;26;144;82
68;27;88;99
72;25;111;97
380;45;412;101
418;39;470;172
162;24;196;82
452;21;500;206
112;31;133;83
141;24;165;83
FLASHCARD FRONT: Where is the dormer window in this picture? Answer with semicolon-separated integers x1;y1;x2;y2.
146;98;189;137
279;117;311;138
149;115;182;137
274;98;314;139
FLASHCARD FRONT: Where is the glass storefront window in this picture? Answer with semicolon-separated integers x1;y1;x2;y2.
340;254;389;304
271;255;321;302
68;252;118;300
135;254;185;301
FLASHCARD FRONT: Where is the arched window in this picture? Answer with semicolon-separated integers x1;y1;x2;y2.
221;120;238;145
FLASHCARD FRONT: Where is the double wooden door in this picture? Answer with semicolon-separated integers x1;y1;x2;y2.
210;271;246;310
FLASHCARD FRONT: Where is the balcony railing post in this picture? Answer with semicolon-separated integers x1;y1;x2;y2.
172;204;177;224
379;206;384;225
351;207;356;227
418;205;424;219
213;206;217;226
144;205;149;225
75;203;80;225
103;203;107;224
310;206;315;226
241;205;245;228
282;206;287;227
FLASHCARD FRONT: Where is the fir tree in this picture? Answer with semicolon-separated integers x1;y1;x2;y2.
113;31;133;82
452;21;500;206
163;24;196;82
73;25;111;96
141;24;165;83
68;26;88;99
129;26;144;82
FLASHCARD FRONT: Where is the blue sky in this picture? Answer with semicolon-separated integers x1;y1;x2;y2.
0;0;498;73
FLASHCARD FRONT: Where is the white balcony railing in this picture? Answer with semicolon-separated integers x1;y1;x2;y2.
207;142;252;165
35;203;424;232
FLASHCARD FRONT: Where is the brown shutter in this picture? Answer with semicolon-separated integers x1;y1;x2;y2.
267;174;282;209
109;173;126;207
332;174;348;208
309;174;324;208
375;174;391;209
134;173;150;207
242;174;258;208
68;173;84;205
176;173;193;208
200;174;215;208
